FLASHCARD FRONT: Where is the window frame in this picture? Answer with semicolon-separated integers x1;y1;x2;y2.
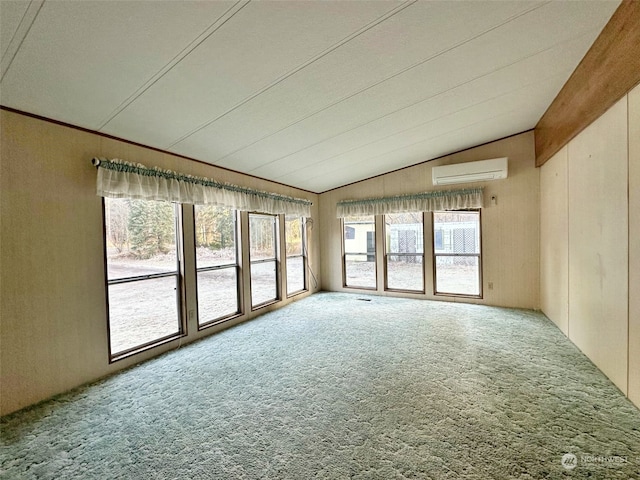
383;212;425;294
285;216;308;297
431;209;483;299
248;212;281;310
341;215;378;290
193;206;242;330
103;198;186;363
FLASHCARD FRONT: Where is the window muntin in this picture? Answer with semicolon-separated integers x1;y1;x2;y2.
194;205;240;327
249;213;279;308
432;210;481;297
343;215;376;289
104;198;182;359
285;216;307;296
384;212;424;292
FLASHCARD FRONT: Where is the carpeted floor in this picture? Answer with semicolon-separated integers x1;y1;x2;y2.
1;293;639;479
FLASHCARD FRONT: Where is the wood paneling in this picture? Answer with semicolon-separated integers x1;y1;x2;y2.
539;146;569;335
628;83;640;406
567;97;628;393
535;0;640;167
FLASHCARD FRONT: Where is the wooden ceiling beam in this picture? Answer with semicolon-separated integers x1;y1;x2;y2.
534;0;640;167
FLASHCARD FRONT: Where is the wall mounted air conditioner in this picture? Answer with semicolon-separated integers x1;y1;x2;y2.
432;157;508;186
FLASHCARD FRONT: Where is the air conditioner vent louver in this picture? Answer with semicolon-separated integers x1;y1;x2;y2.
432;157;508;186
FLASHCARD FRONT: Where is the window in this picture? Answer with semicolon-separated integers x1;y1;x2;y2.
104;198;183;359
249;213;279;308
384;212;424;292
343;215;376;289
285;216;307;296
432;210;481;297
194;205;240;327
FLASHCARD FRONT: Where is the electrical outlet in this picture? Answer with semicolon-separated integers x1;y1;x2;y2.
488;282;493;290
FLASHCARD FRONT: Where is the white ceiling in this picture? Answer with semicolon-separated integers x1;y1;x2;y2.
0;0;619;193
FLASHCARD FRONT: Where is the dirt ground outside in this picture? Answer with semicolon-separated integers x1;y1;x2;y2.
344;260;480;295
107;250;476;355
107;249;304;354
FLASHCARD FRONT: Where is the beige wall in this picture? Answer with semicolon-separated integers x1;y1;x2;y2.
0;110;320;416
318;131;540;310
539;146;568;334
540;85;640;408
3;87;638;415
568;97;628;393
629;85;640;407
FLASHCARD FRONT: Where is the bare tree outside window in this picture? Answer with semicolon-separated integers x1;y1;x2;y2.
285;216;306;296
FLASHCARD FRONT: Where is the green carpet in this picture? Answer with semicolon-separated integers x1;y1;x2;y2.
1;293;639;479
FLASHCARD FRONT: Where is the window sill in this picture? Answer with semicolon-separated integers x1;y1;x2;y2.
434;292;483;300
286;289;308;299
197;312;243;331
251;298;280;311
109;332;186;363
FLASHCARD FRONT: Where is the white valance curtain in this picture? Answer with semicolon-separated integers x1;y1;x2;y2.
336;187;483;218
94;158;312;217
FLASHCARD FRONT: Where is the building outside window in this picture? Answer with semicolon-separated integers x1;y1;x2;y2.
384;212;424;292
432;210;482;297
343;215;376;289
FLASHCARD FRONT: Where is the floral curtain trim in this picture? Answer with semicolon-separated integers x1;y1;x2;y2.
94;158;312;217
336;187;483;217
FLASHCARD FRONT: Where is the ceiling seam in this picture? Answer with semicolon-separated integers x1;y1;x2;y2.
254;30;596;179
316;129;534;194
0;0;45;83
0;1;28;59
95;0;250;132
275;69;571;184
303;108;535;190
164;0;417;150
201;1;552;168
0;104;320;195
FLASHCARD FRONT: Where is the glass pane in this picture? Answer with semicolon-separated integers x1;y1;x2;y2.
286;256;305;295
344;216;376;261
249;214;276;261
194;205;236;268
108;276;180;355
386;255;423;291
251;260;277;306
285;216;303;256
343;215;375;256
345;253;376;289
343;215;376;288
197;267;239;324
285;216;306;296
433;211;480;254
385;212;423;253
435;256;480;296
105;198;178;279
